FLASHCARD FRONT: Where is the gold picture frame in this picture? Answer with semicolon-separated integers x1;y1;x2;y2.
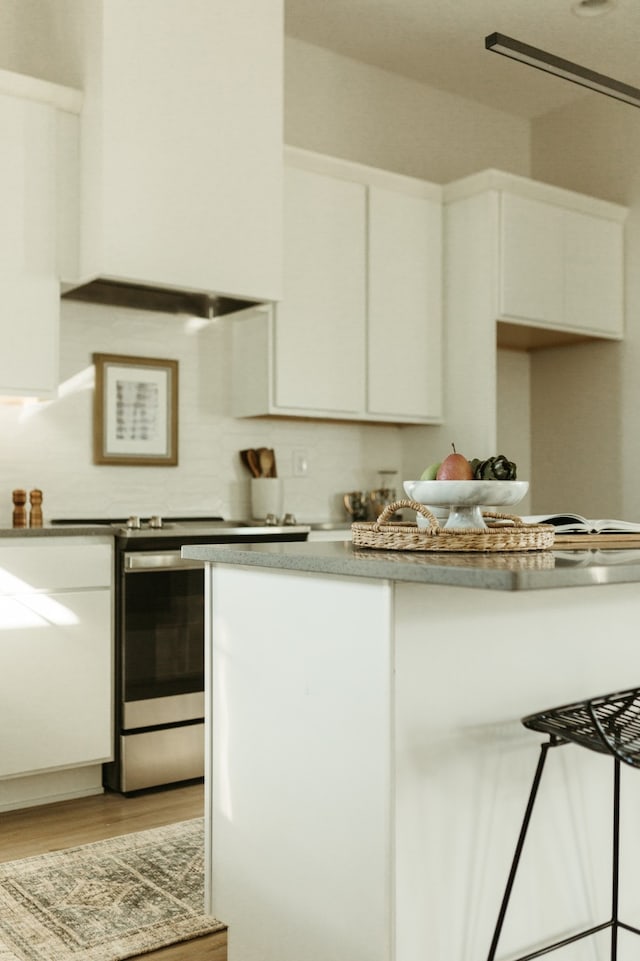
92;353;178;466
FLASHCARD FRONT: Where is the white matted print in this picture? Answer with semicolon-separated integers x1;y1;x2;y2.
93;353;178;466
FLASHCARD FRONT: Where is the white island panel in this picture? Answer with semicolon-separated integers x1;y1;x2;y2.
207;566;393;961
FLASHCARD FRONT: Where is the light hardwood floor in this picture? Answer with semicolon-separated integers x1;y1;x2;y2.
0;783;227;961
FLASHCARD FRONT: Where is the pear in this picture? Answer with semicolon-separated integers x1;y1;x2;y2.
420;461;440;480
436;444;474;480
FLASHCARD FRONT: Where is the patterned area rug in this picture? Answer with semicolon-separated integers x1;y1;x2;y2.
0;818;224;961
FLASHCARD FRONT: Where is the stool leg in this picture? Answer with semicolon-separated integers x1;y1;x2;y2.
611;758;621;961
486;739;552;961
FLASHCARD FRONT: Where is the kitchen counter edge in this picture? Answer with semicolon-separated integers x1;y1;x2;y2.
0;526;115;538
182;539;640;591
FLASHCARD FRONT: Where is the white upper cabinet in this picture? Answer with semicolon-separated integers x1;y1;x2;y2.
274;166;367;414
70;0;283;306
500;190;624;338
440;170;628;458
0;75;81;398
563;207;624;336
444;170;626;343
232;149;443;424
500;193;564;326
368;185;442;419
0;277;60;397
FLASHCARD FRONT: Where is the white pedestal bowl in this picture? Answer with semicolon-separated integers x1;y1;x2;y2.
403;480;529;530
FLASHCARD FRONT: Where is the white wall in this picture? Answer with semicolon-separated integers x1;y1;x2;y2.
0;301;403;527
529;340;623;517
0;0;83;88
497;349;532;514
284;38;531;184
0;33;535;527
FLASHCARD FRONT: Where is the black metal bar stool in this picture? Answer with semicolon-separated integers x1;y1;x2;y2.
487;686;640;961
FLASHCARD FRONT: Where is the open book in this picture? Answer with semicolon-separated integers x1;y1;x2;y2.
521;513;640;535
554;549;640;566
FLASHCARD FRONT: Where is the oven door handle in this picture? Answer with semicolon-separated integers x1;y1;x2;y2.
123;551;204;572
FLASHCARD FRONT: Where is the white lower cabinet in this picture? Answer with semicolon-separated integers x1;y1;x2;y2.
232;148;443;424
0;538;113;782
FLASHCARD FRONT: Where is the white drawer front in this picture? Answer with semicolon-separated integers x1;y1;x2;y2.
0;539;113;592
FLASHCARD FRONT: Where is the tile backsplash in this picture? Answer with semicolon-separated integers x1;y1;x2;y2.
0;300;405;527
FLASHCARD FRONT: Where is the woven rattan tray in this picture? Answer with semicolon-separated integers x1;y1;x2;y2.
351;499;556;553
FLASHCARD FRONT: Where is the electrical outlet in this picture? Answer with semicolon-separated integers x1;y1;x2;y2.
293;449;308;477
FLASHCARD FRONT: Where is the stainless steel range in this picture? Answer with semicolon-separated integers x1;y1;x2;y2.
51;515;310;793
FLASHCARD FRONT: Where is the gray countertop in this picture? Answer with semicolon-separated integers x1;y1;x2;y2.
182;539;640;591
0;521;345;539
0;525;115;537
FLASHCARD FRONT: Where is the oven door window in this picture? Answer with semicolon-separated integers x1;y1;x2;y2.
123;568;204;702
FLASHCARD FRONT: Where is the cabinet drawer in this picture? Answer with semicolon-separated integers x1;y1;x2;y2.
0;589;113;778
0;540;113;592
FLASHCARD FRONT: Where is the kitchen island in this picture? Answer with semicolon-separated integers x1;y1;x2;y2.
183;539;640;961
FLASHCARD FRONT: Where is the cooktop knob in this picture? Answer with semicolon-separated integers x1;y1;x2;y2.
126;515;141;529
149;515;163;529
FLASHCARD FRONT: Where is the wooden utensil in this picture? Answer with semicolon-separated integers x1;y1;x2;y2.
246;448;262;478
258;447;275;478
240;449;261;478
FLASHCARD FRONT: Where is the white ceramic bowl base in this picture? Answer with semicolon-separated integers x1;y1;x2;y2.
403;480;529;530
416;505;450;526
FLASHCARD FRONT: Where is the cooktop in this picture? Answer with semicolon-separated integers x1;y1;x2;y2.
50;515;310;539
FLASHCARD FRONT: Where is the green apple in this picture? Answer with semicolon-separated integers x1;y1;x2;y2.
420;461;440;480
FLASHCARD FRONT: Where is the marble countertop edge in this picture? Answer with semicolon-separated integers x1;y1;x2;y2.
182;540;640;592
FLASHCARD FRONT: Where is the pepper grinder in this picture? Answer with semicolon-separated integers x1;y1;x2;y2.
12;489;27;528
29;489;43;528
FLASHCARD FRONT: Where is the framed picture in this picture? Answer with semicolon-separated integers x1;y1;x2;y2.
92;353;178;466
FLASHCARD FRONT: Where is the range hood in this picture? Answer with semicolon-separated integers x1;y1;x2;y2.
62;278;261;318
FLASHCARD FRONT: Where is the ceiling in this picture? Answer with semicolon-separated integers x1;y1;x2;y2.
284;0;640;119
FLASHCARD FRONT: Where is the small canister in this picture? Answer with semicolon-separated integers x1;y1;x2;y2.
29;489;43;528
12;489;27;528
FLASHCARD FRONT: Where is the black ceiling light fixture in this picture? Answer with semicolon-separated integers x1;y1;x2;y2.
572;0;617;16
485;31;640;109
